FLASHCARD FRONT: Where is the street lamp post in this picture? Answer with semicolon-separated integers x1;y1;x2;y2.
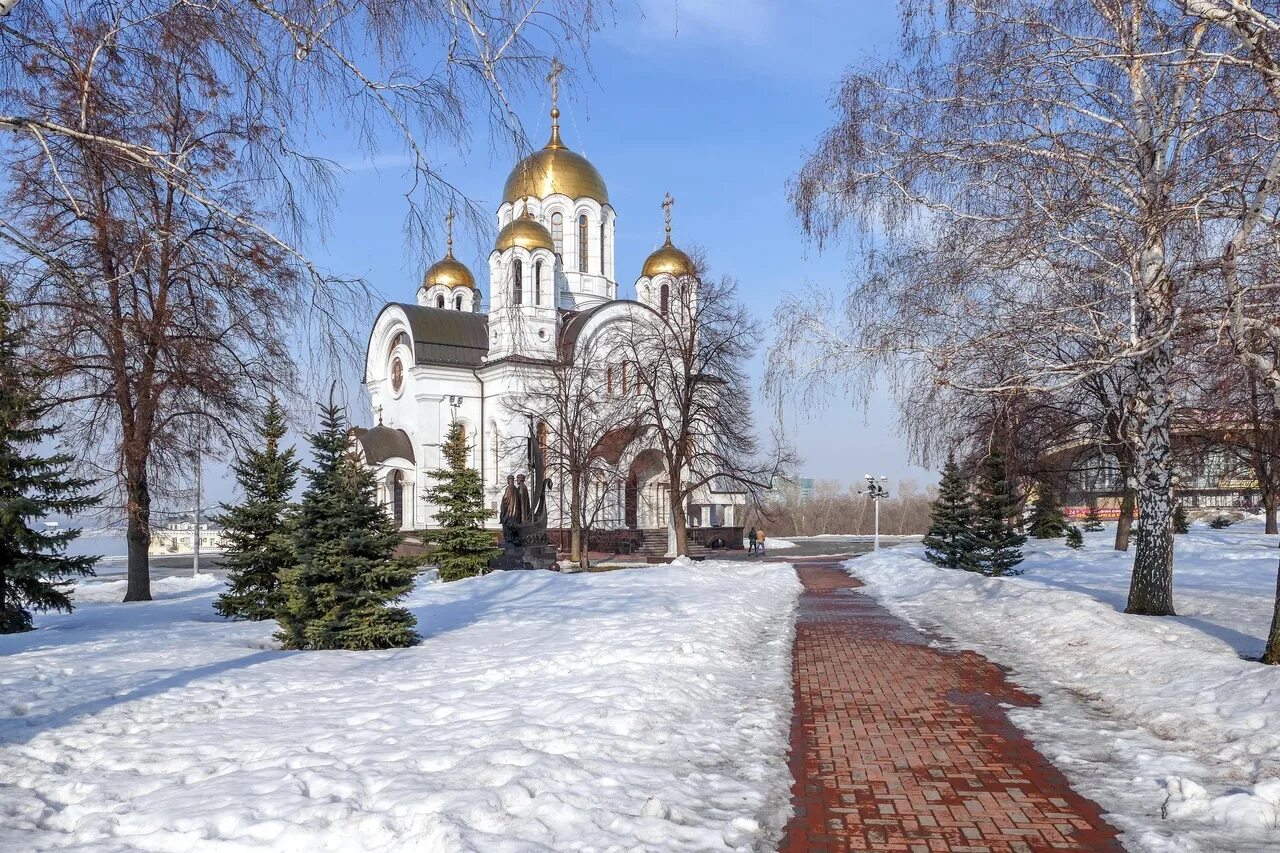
862;474;889;551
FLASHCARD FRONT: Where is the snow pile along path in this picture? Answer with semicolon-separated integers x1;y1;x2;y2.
0;561;800;852
847;533;1280;853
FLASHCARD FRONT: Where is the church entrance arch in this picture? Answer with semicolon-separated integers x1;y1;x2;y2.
625;449;665;529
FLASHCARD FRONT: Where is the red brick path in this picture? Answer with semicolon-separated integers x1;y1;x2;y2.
782;561;1124;852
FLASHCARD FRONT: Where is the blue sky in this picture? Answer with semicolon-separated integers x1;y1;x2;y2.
260;1;934;501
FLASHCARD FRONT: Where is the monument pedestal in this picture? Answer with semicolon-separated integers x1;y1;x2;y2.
488;542;558;572
489;521;558;571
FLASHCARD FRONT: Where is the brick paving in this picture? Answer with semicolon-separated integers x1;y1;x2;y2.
781;560;1124;853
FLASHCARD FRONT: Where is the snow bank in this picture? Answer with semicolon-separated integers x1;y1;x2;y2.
846;532;1280;852
1;561;800;852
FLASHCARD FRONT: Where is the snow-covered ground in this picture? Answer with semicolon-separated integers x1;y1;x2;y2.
846;520;1280;853
0;561;799;852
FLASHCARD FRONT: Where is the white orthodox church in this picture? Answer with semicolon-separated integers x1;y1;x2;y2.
357;103;745;556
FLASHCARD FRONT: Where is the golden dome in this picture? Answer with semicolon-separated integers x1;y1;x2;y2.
495;209;555;253
642;237;695;278
422;250;476;290
502;110;609;205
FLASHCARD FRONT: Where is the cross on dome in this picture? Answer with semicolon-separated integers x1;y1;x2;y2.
662;192;675;240
547;58;564;123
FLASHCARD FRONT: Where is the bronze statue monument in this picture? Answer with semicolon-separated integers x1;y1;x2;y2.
490;416;558;570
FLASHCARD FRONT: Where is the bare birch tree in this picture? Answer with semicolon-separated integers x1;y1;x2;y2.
771;1;1230;616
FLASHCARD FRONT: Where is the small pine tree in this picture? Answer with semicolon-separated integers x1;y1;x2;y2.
214;399;299;621
0;297;100;633
1065;525;1084;549
1081;504;1104;532
922;457;978;571
277;399;417;650
1173;502;1190;534
424;421;499;581
1208;514;1234;529
971;452;1026;577
1027;482;1069;539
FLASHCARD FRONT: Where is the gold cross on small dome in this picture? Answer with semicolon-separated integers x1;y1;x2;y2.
547;58;564;118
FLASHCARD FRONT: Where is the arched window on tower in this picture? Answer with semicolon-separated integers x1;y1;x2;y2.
551;212;563;257
599;221;607;274
451;294;460;310
578;214;588;273
660;283;670;316
512;259;523;305
436;293;445;309
621;362;628;395
535;260;543;306
606;366;614;395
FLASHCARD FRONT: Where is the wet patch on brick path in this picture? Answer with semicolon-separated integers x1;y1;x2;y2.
782;560;1125;852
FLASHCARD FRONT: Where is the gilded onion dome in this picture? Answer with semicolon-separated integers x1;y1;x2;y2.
422;250;476;290
423;212;476;289
642;237;695;278
502;108;609;205
495;207;555;253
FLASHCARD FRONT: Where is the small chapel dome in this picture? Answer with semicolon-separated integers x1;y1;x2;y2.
422;250;476;290
495;209;555;253
502;109;609;205
642;237;695;278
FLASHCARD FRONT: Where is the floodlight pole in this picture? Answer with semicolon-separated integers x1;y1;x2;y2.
864;474;890;551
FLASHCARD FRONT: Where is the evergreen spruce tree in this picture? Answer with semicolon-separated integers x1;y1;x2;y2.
0;297;100;632
971;452;1026;576
1173;502;1190;534
1026;482;1069;539
424;421;499;581
277;398;417;650
1081;503;1104;532
922;456;978;571
214;399;299;621
1065;525;1084;549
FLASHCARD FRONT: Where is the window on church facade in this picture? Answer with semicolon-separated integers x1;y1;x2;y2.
512;259;523;305
436;294;445;309
534;260;543;306
390;331;410;357
551;212;563;255
606;366;614;395
454;294;463;310
390;357;403;393
620;362;628;395
599;222;606;274
578;214;588;273
660;283;669;316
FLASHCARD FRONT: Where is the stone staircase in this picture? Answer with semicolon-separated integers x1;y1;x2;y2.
636;530;712;562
